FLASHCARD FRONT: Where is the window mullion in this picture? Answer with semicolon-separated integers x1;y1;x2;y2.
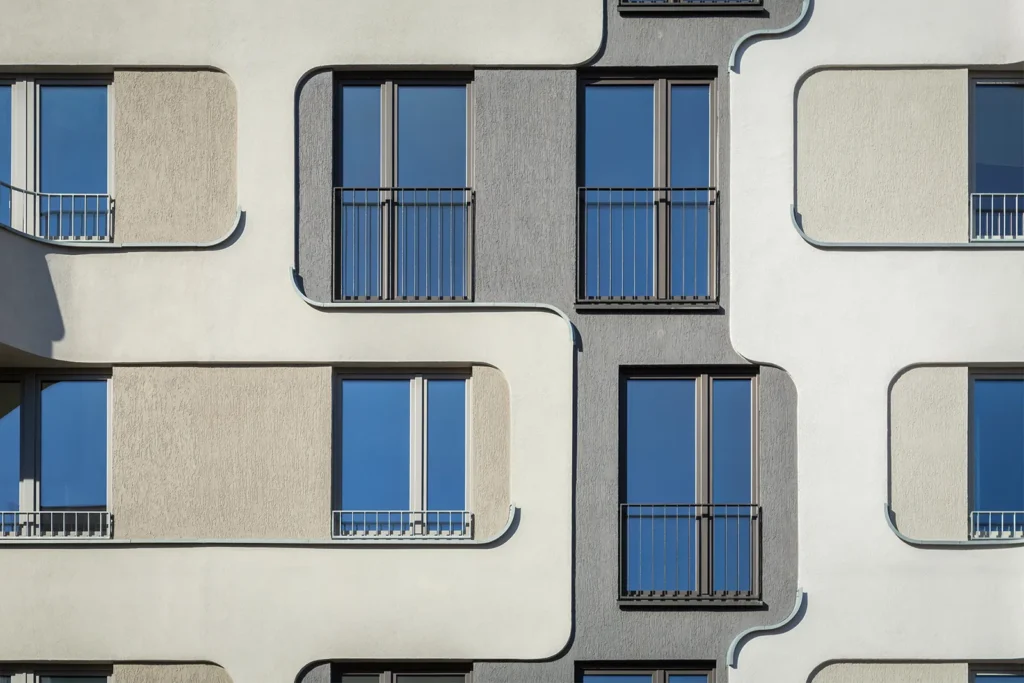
409;377;425;517
699;374;712;595
19;374;38;514
381;82;395;300
656;79;669;299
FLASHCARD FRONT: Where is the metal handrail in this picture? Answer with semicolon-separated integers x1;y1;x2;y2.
0;178;113;242
970;510;1024;539
332;509;474;539
332;187;474;301
619;502;760;601
970;192;1024;241
0;510;112;538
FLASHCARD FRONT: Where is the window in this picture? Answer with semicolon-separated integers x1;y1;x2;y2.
579;667;711;683
970;78;1024;240
970;373;1024;538
333;374;471;539
974;672;1024;683
0;374;110;538
578;76;716;305
619;0;761;10
0;78;111;241
334;665;469;682
620;371;758;601
2;672;108;683
333;76;473;301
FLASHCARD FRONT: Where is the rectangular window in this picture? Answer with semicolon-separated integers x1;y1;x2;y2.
333;374;471;539
974;672;1024;683
579;77;716;304
621;371;758;601
619;0;762;11
970;78;1024;240
334;666;469;682
0;78;112;241
0;373;110;538
579;668;711;683
333;76;473;301
970;373;1024;538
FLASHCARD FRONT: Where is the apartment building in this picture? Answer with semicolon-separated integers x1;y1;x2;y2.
0;1;1022;683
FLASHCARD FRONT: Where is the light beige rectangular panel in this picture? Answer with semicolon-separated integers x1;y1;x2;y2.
890;366;969;540
797;69;968;243
112;366;332;540
813;663;968;683
113;70;237;244
471;365;511;539
113;664;231;683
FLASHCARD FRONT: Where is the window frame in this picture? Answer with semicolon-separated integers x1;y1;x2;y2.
618;367;760;602
576;74;719;306
332;370;473;519
967;368;1024;537
0;370;112;523
0;668;112;683
331;663;472;683
577;665;714;683
968;74;1024;241
617;0;763;14
971;666;1024;682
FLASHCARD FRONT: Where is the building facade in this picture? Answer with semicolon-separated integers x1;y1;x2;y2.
0;1;1021;683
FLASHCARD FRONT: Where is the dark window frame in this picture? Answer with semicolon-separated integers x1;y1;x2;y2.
617;0;763;14
576;74;719;308
577;664;715;683
331;663;472;683
618;367;761;605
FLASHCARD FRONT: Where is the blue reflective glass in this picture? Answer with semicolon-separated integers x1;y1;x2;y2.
0;85;10;227
39;85;109;239
584;84;654;187
669;84;711;298
976;677;1024;683
973;378;1024;513
396;84;466;187
624;378;697;594
711;378;753;593
669;677;709;683
974;84;1024;193
40;380;107;509
582;676;652;683
337;379;411;531
0;382;20;515
426;379;466;531
335;84;381;187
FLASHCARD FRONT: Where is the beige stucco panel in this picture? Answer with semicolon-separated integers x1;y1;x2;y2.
812;663;969;683
797;69;969;243
890;366;969;540
114;664;231;683
471;365;511;539
113;70;237;244
112;366;332;540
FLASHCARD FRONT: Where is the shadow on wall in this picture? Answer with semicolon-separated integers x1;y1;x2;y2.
0;227;64;360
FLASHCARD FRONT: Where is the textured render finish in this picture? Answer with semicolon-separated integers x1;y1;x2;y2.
726;2;1024;683
812;663;969;683
113;664;232;683
796;69;969;243
471;365;511;540
296;70;333;303
890;366;969;541
113;71;237;244
112;366;333;540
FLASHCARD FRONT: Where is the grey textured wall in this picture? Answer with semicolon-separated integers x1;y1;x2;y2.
294;0;802;678
113;664;232;683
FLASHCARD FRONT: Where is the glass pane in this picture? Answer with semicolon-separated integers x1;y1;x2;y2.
582;676;653;683
973;84;1024;193
624;378;698;594
396;84;466;187
338;676;380;683
395;676;465;683
335;84;381;187
583;84;656;299
393;187;468;299
0;84;10;227
711;377;753;593
975;677;1024;683
669;677;709;683
39;85;109;239
669;84;712;298
40;379;107;510
426;379;466;532
336;188;381;299
973;378;1024;516
41;678;107;683
337;379;411;532
0;382;20;514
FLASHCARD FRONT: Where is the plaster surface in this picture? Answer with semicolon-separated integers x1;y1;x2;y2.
113;664;231;683
811;663;968;683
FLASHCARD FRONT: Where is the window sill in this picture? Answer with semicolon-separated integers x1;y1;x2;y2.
619;597;765;610
617;1;765;13
575;299;720;312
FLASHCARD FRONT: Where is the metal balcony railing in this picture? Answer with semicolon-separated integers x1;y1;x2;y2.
332;510;474;540
0;180;113;242
333;188;474;301
0;510;112;539
970;510;1024;539
970;193;1024;241
620;503;760;601
577;188;717;303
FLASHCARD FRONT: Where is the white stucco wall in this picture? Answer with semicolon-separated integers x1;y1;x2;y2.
889;366;969;541
796;69;969;243
728;1;1024;682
